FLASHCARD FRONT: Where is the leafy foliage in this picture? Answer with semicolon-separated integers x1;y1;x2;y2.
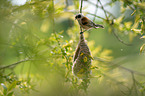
0;0;145;96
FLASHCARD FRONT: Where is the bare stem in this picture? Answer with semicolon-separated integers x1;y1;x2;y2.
94;57;145;77
112;28;132;46
98;0;109;20
0;58;31;70
87;1;115;19
80;0;83;13
93;0;99;21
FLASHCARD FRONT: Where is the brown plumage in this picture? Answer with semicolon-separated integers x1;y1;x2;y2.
81;17;89;25
75;13;104;30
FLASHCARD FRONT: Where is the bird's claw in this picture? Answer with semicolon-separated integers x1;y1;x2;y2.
80;32;83;34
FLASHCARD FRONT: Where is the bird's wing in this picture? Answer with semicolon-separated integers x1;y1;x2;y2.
82;19;94;28
81;17;88;25
81;17;94;27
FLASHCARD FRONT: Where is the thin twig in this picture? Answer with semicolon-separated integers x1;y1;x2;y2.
93;0;99;21
51;0;61;46
131;72;138;95
0;58;31;70
65;0;69;9
98;0;109;20
79;0;83;32
112;29;132;46
119;66;145;76
87;12;105;20
103;1;113;7
87;1;115;19
80;0;83;13
87;0;99;40
94;57;145;77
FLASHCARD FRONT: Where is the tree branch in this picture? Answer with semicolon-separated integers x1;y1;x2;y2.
87;12;105;20
93;0;99;21
87;1;115;19
0;58;31;70
80;0;83;13
112;27;132;46
98;0;109;20
94;57;145;77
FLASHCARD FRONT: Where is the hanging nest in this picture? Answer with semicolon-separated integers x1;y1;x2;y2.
72;33;92;79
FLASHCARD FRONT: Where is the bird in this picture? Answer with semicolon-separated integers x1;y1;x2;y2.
75;13;104;33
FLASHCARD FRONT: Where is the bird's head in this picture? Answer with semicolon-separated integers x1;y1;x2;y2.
75;13;84;20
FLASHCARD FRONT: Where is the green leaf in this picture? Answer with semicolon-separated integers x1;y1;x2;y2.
83;56;87;62
140;44;145;53
8;81;17;91
7;91;14;96
124;22;132;29
131;10;136;16
131;29;142;34
1;83;7;95
140;36;145;39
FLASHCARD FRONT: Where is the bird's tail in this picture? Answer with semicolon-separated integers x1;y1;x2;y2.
95;24;104;29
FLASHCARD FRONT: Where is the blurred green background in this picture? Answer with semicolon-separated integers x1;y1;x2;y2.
0;0;145;96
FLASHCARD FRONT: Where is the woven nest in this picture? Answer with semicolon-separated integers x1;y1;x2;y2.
72;33;92;79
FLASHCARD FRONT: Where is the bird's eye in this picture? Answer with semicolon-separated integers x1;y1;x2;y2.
77;15;81;18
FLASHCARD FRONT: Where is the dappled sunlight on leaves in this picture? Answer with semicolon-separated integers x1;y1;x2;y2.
0;0;145;96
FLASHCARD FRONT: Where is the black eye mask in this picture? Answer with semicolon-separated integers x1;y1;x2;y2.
77;15;81;18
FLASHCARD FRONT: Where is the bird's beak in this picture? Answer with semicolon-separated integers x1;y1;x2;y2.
75;16;77;20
